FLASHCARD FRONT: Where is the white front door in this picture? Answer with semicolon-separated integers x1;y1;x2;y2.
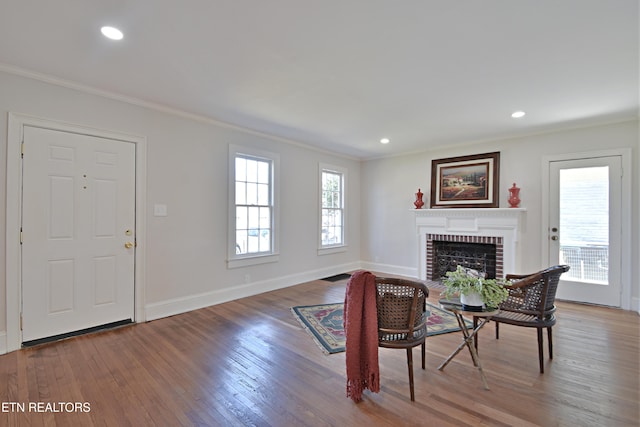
21;125;136;342
548;155;622;307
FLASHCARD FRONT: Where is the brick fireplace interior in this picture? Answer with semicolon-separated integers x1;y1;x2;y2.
427;234;504;280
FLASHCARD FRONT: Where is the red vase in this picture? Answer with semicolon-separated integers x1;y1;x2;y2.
508;183;521;208
414;188;425;209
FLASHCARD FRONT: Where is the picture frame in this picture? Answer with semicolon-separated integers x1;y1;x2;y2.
430;152;500;208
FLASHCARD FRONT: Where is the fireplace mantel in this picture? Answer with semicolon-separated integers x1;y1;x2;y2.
413;208;526;280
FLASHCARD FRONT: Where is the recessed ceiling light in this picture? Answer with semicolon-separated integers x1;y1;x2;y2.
101;26;124;41
380;138;390;144
511;111;526;118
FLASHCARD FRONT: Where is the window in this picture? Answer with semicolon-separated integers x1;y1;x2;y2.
319;164;346;252
228;145;279;268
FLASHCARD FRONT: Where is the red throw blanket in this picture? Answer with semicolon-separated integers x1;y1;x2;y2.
344;270;380;402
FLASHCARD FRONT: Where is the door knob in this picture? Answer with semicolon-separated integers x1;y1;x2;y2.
551;236;558;241
124;242;134;249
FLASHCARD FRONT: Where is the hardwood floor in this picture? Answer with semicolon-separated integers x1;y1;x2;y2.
1;278;638;426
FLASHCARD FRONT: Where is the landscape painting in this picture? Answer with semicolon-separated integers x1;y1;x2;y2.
430;152;500;208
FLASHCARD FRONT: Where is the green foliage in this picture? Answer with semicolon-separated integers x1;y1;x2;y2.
442;265;510;309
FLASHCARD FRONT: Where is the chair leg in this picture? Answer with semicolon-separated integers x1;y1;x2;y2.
495;321;500;339
547;327;553;360
421;342;426;370
537;328;544;374
406;348;415;401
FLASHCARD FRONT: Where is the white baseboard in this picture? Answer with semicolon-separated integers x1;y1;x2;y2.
144;261;361;321
631;296;640;314
0;331;7;355
359;261;419;279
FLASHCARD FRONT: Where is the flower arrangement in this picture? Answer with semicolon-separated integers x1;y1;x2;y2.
441;265;510;309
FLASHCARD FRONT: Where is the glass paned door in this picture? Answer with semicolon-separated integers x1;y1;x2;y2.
549;156;621;307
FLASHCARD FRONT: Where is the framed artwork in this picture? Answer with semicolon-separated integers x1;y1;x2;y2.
430;152;500;208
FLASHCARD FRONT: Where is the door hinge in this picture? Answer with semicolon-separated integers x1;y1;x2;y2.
20;313;23;331
20;228;23;245
21;141;24;158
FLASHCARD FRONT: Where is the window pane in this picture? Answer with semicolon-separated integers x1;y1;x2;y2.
235;157;246;181
332;226;343;245
334;210;342;227
246;159;258;182
247;182;258;205
257;161;269;184
257;183;269;205
236;230;248;254
236;182;246;205
247;233;259;252
259;207;270;229
559;166;609;284
322;226;340;245
325;173;339;190
236;206;248;229
322;209;331;226
248;206;260;228
260;230;271;252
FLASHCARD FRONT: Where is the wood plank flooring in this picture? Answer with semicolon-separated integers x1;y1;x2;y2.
0;277;638;426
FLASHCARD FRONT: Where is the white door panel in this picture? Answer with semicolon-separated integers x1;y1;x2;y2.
548;156;621;307
21;126;135;342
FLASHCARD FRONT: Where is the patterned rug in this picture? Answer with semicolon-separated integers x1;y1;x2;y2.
291;302;472;354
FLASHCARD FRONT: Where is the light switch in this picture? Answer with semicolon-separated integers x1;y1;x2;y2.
153;204;168;217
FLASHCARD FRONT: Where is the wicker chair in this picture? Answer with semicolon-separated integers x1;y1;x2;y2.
474;265;570;374
375;277;430;401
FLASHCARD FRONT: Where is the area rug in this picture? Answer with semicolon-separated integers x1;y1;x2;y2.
291;302;472;354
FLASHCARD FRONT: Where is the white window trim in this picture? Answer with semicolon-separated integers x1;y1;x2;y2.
318;163;347;255
228;144;280;269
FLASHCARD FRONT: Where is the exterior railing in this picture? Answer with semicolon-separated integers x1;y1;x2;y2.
560;244;608;284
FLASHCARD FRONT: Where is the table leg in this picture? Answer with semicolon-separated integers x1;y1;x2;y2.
466;334;490;390
437;313;470;371
437;314;492;390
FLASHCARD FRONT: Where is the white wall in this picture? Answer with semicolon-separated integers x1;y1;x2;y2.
361;120;639;308
0;70;362;345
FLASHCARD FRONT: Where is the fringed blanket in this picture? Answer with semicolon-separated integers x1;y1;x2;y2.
344;270;380;402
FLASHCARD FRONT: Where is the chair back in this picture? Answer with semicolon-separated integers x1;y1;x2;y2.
540;265;570;312
375;278;429;345
503;265;570;319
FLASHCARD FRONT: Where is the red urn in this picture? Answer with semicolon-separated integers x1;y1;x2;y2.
508;183;521;208
414;188;425;209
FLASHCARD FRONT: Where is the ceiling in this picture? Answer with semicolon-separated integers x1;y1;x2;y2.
0;1;638;159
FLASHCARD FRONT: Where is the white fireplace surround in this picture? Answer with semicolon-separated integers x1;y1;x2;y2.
414;208;526;280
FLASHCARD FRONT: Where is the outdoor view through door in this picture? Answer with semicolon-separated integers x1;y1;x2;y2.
560;167;609;283
549;155;622;307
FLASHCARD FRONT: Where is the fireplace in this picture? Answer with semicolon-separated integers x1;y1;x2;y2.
429;235;502;280
414;208;524;281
